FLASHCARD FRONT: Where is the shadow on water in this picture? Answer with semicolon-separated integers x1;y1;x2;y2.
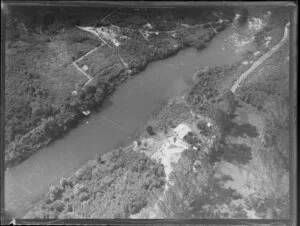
228;121;259;138
223;143;252;165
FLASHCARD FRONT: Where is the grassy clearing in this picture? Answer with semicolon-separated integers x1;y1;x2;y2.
218;100;289;219
77;45;125;79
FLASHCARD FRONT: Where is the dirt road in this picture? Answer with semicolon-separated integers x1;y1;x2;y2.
231;22;290;93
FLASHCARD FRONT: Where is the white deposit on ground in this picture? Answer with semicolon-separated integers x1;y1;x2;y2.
254;51;261;56
143;23;153;30
82;65;88;71
138;124;192;182
214;161;256;197
96;27;120;46
227;33;254;53
139;29;150;41
264;36;272;47
131;124;192;219
82;110;90;116
173;123;191;139
234;13;241;20
181;23;190;28
248;17;265;31
151;135;190;181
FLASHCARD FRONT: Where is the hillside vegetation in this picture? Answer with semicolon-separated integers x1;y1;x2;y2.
25;149;165;219
12;7;291;220
5;6;235;168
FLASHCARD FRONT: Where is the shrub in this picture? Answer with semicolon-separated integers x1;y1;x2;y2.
146;126;156;136
42;117;64;139
59;178;68;189
48;185;64;201
73;183;88;196
75;167;92;181
183;132;200;146
79;192;90;202
50;200;65;213
197;121;212;136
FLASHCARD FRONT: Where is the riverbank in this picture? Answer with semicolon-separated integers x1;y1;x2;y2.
5;7;292;220
131;21;290;218
5;7;235;169
24;10;291;219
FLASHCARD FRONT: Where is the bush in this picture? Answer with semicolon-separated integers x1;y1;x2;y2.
197;121;212;136
146;126;156;136
42;117;64;139
48;185;64;201
79;192;90;202
60;178;73;189
238;8;249;26
183;132;201;146
49;200;65;213
74;166;92;181
73;183;88;196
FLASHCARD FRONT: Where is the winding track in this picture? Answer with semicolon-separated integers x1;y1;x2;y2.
231;22;290;93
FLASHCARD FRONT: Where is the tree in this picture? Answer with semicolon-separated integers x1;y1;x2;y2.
238;8;249;26
146;126;156;136
42;117;63;139
42;14;55;29
155;150;214;218
221;89;236;117
210;106;230;138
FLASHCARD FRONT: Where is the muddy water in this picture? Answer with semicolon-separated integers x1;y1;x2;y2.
5;13;267;218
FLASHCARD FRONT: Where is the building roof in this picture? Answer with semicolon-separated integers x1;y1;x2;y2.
173;124;191;139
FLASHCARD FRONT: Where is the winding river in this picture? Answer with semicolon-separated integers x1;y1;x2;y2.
5;14;265;218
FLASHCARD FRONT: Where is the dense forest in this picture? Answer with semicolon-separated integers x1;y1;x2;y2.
5;6;235;168
25;149;165;219
5;4;292;220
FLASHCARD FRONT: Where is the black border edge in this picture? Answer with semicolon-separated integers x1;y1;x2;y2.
290;3;298;226
1;1;298;225
1;0;7;225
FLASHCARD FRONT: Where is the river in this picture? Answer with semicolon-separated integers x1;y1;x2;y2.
5;13;265;218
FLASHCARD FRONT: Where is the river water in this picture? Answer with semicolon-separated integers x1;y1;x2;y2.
5;13;267;218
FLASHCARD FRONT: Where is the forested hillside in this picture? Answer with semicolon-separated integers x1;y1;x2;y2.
25;149;165;219
5;6;235;168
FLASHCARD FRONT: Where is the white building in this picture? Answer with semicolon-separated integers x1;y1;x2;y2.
173;124;192;140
